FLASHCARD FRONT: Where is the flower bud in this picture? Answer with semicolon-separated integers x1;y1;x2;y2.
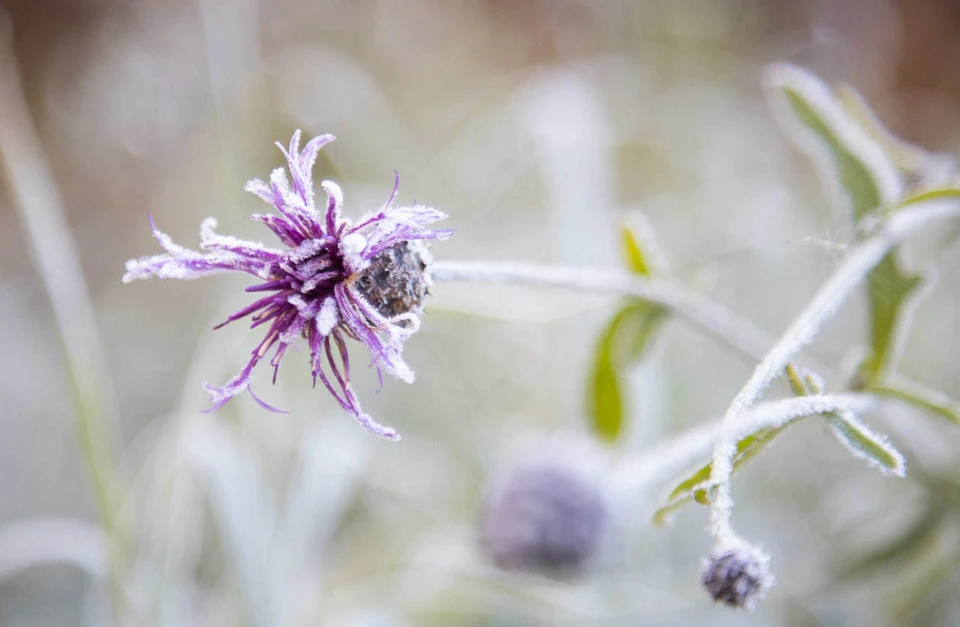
481;437;609;579
701;543;774;610
354;240;431;319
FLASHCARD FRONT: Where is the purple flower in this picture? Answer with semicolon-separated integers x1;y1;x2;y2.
123;131;452;440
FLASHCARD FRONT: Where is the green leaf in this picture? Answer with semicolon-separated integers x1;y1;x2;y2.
826;411;906;477
589;222;668;444
776;84;890;222
766;65;925;383
622;223;653;276
589;304;665;443
652;423;793;525
870;375;960;426
861;254;923;380
900;186;960;207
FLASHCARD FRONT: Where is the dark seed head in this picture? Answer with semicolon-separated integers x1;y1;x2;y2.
701;545;773;610
482;455;608;579
354;241;430;319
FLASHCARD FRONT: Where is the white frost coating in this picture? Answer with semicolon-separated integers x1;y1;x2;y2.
269;166;290;194
707;199;960;546
835;84;927;174
320;180;344;231
764;63;902;215
431;260;774;363
321;180;343;213
287;294;318;320
827;410;906;477
612;393;878;497
340;232;368;274
315;296;338;336
200;217;283;257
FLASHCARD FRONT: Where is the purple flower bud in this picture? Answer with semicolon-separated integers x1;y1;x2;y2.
701;543;774;610
481;439;609;578
353;240;431;321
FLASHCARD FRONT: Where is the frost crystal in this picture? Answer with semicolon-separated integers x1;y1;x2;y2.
123;131;453;439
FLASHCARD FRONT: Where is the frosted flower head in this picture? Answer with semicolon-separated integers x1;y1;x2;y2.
481;437;609;579
123;131;452;440
701;543;774;610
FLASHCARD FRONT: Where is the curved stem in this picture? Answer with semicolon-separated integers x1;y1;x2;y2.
707;200;960;546
432;261;773;363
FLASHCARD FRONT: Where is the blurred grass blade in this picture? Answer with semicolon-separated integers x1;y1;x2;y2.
187;421;288;627
282;421;370;578
826;411;906;477
838;505;943;580
0;517;107;582
589;303;665;443
0;26;125;616
870;375;960;426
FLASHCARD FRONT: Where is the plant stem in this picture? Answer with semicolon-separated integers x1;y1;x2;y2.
614;392;877;496
708;199;960;546
0;24;125;618
432;261;772;363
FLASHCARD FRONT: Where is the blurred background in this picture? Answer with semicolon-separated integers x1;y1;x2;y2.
2;0;960;625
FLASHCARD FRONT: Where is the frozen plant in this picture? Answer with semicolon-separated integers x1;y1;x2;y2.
428;64;960;611
123;131;453;439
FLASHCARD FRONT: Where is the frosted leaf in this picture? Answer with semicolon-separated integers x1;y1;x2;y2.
826;410;906;477
764;63;902;221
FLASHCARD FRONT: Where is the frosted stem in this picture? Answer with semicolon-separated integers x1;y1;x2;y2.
708;199;960;546
432;261;773;363
614;393;877;496
0;23;125;617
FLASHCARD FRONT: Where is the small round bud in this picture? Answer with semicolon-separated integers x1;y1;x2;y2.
355;241;430;319
701;544;774;610
481;438;609;579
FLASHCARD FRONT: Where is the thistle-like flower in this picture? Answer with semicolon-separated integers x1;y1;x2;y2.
123;131;452;440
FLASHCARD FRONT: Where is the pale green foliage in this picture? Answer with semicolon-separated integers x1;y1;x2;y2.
588;220;667;443
764;63;924;383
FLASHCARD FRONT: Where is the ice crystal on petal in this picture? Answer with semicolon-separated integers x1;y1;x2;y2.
123;131;452;439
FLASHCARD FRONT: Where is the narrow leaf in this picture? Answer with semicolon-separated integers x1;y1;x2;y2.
591;339;624;443
589;304;664;442
870;375;960;426
826;411;906;477
836;84;928;174
764;63;901;223
862;255;923;380
652;423;793;525
765;64;923;383
622;223;652;276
